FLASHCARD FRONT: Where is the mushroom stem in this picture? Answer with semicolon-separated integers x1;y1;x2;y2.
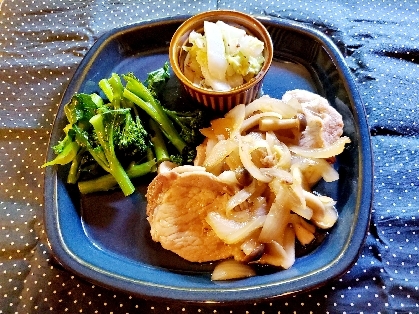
259;113;306;131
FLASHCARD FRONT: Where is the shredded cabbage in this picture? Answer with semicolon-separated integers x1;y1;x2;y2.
183;20;265;91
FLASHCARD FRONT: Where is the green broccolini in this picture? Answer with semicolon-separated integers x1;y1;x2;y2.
43;91;154;196
122;65;207;164
42;93;104;182
122;72;187;154
75;108;138;196
43;62;209;196
115;113;151;163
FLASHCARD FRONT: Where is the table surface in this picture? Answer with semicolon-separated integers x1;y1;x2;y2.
1;0;418;313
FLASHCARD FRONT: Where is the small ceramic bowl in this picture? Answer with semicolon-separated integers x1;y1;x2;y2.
169;10;273;112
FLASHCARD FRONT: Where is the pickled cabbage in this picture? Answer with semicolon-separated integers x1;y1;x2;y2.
183;20;265;91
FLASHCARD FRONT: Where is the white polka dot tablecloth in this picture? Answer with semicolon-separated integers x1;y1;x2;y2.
1;0;418;313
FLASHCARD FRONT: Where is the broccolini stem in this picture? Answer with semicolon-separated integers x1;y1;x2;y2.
89;113;135;196
67;147;85;184
71;125;109;171
127;159;156;177
108;73;124;109
122;88;186;153
146;147;157;172
98;79;114;102
77;159;156;194
101;159;135;196
149;118;170;164
124;76;157;106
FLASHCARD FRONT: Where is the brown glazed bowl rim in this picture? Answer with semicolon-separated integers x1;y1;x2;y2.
169;10;273;96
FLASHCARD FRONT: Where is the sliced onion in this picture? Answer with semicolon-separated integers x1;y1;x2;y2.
238;135;273;183
211;259;256;281
258;185;290;244
217;170;240;185
199;125;217;139
223;146;241;170
225;103;246;137
288;136;351;159
294;157;339;185
293;222;315;245
291;163;304;186
249;194;268;215
316;159;339;182
283;96;303;112
291;156;339;188
203;138;237;169
206;212;266;245
260;167;293;183
273;144;292;169
241;238;262;256
264;131;292;169
245;95;299;118
282;225;296;269
265;130;281;147
200;104;244;140
226;180;256;212
259;241;287;267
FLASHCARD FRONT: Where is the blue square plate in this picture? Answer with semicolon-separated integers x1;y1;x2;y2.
43;15;373;302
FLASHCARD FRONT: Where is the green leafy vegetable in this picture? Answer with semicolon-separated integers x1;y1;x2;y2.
43;62;210;196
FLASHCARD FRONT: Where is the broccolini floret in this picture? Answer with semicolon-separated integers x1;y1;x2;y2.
115;113;151;163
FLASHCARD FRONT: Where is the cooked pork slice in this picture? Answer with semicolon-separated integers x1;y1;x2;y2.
146;170;244;263
282;89;344;148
